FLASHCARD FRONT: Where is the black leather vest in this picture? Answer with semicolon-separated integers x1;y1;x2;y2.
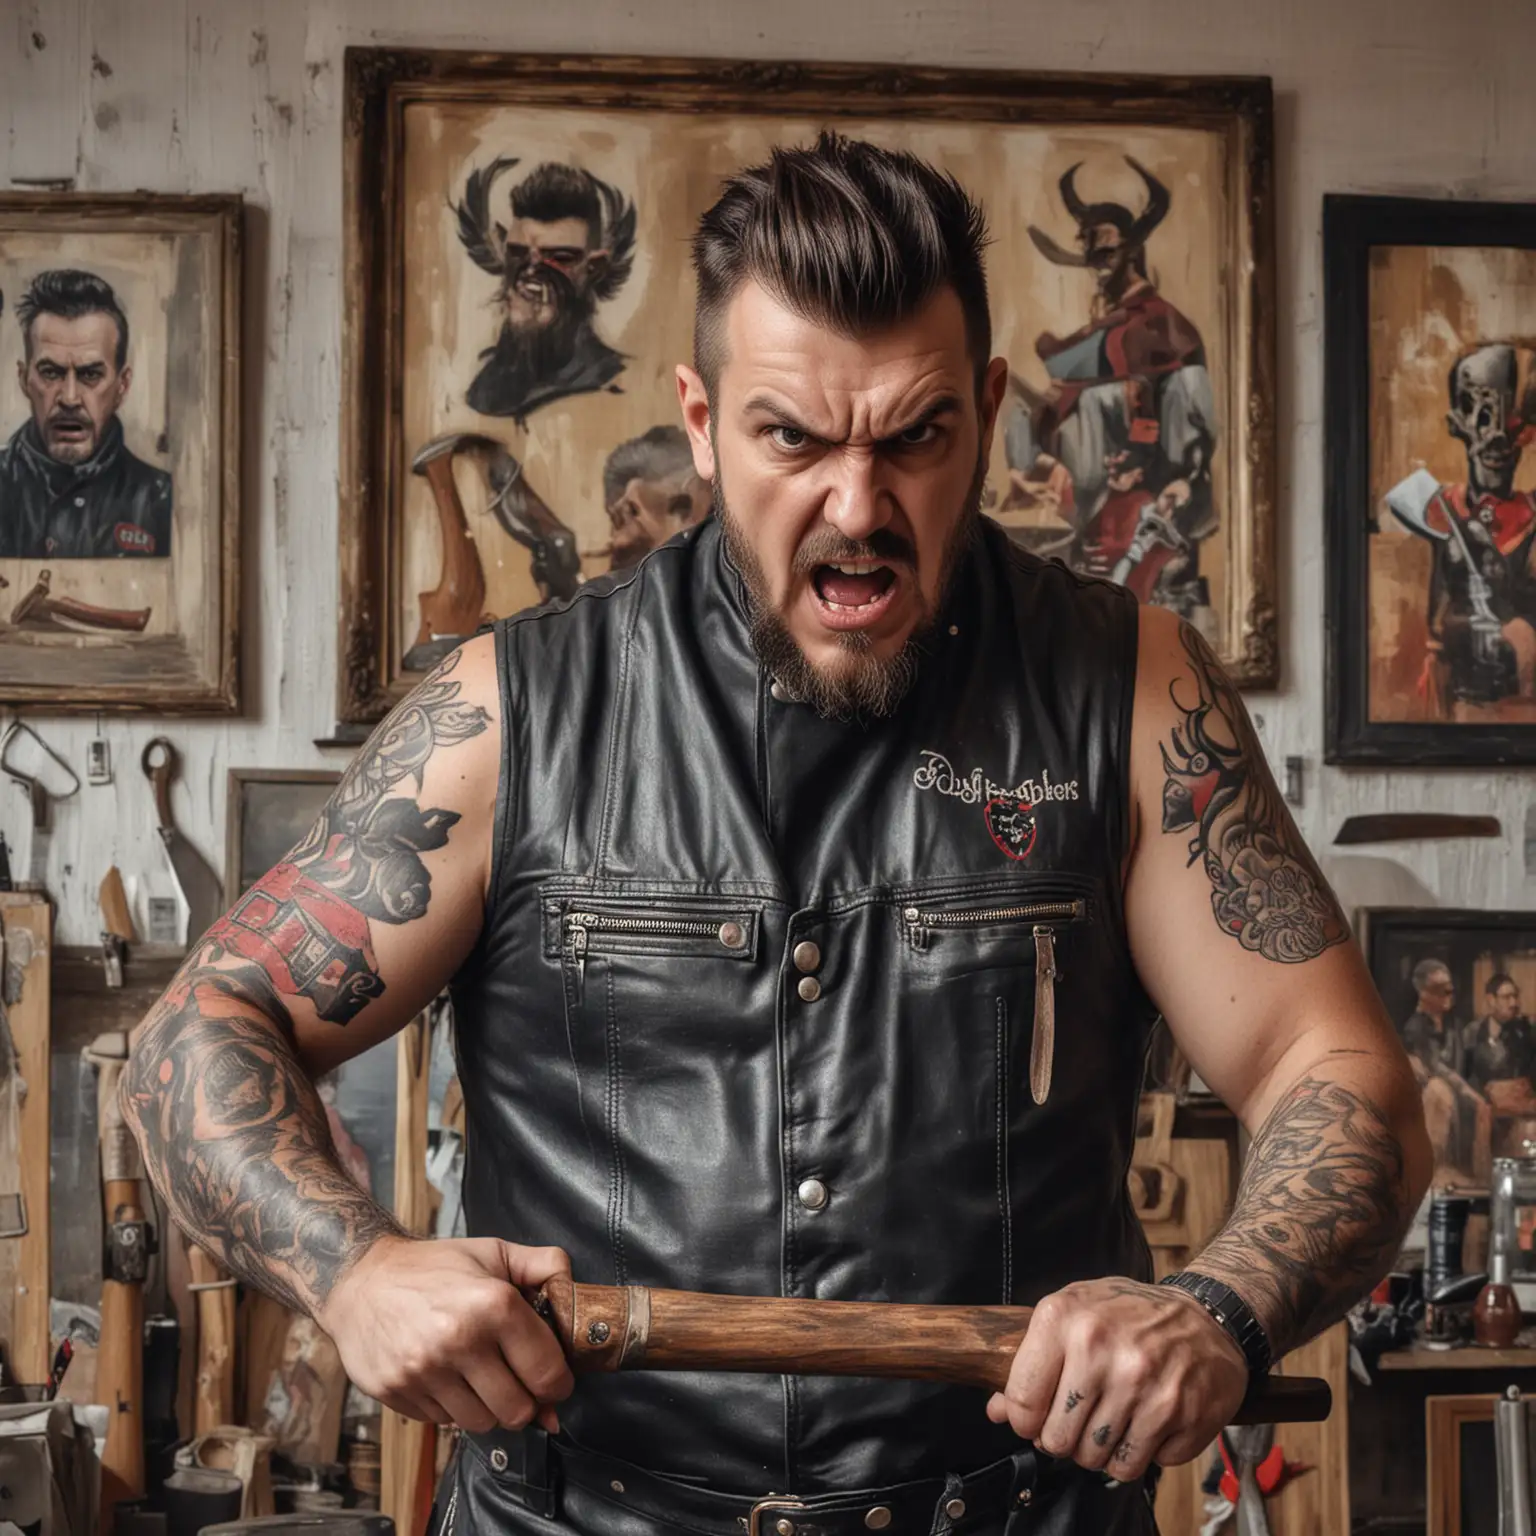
450;515;1158;1495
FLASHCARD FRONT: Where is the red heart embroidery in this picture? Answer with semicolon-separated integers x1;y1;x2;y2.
985;798;1037;861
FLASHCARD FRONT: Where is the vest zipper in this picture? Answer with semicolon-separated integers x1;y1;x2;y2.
562;909;752;1000
901;897;1084;950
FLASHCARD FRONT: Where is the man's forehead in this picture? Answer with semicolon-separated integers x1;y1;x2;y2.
718;280;973;412
29;311;119;362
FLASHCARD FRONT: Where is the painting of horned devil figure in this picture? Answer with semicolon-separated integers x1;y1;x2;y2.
340;51;1275;722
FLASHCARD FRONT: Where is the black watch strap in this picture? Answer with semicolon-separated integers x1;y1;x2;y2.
1159;1270;1273;1376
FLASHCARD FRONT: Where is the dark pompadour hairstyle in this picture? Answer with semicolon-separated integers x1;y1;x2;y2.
16;268;130;370
511;163;604;245
691;131;990;396
1487;971;1517;995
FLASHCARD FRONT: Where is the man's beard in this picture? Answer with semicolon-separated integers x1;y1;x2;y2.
717;455;984;721
499;261;593;373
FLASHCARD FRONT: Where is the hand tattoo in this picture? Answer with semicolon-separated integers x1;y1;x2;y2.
1113;1441;1135;1463
1064;1389;1083;1412
121;649;490;1315
1092;1423;1113;1448
1160;624;1346;963
1191;1068;1408;1356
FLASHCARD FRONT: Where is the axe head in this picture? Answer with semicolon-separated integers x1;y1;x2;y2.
411;432;507;474
1385;468;1448;541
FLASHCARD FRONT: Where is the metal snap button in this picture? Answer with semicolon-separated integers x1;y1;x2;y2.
945;1497;966;1519
588;1320;611;1344
720;920;746;950
797;1177;829;1211
865;1508;892;1529
792;940;820;973
490;1447;509;1472
796;976;821;1002
1017;1488;1032;1506
610;1480;625;1494
770;679;789;703
775;1522;796;1536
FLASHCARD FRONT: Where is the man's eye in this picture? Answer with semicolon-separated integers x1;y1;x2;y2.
769;426;808;450
896;422;939;447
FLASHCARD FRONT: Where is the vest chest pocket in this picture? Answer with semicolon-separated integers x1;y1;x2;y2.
547;900;761;1003
900;891;1090;1107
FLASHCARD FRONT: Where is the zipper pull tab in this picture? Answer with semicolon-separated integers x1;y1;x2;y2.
1030;925;1057;1106
902;906;928;952
565;916;590;1002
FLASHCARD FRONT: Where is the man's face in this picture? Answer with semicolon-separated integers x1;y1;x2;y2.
1419;968;1454;1017
1081;220;1135;296
1492;982;1521;1023
502;214;603;332
607;470;710;571
19;311;130;464
677;281;1006;713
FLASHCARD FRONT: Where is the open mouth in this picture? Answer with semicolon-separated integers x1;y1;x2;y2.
810;560;900;631
49;420;88;438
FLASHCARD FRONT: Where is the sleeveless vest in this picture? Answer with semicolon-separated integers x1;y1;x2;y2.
446;514;1159;1509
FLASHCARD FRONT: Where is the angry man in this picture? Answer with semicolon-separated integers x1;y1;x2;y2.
125;135;1428;1536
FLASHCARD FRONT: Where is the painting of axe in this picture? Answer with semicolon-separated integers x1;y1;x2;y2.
410;433;583;650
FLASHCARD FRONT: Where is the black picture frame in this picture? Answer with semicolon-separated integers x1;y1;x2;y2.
1361;905;1536;1191
1325;193;1536;765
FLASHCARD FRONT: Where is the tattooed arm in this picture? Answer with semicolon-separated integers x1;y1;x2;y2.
989;606;1429;1481
122;636;573;1434
1125;605;1430;1353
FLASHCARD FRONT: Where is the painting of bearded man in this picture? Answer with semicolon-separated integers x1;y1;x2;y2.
455;158;636;425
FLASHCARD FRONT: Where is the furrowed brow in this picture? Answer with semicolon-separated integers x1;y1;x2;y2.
740;395;829;443
876;394;964;447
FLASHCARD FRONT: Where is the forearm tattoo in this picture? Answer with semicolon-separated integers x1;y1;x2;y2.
1160;624;1346;963
1190;1068;1409;1357
123;965;405;1314
121;650;489;1313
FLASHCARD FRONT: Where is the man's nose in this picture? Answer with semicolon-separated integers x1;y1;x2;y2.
823;452;893;543
59;369;82;405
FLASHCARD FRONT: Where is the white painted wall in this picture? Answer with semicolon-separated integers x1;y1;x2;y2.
2;0;1533;946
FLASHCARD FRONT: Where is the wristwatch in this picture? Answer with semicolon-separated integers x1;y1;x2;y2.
1158;1270;1273;1376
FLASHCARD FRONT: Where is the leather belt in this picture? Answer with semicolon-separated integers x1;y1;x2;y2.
464;1427;1049;1536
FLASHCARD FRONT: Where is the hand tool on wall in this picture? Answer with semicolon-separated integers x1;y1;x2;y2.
532;1277;1332;1426
187;1242;237;1436
485;443;581;602
1;720;81;891
1333;813;1501;844
100;866;135;988
141;738;223;948
84;1029;154;1528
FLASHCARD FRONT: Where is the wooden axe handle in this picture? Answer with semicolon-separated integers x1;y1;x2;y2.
532;1277;1331;1427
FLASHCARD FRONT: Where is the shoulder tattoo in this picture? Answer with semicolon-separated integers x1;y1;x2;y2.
1159;624;1346;964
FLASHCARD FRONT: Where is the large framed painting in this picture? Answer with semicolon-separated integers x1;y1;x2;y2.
1325;195;1536;764
337;51;1277;726
1362;906;1536;1194
0;194;242;713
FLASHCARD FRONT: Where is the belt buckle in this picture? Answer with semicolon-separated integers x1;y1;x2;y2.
746;1495;809;1536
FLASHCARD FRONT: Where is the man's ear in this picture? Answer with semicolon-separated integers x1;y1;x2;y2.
116;364;133;408
586;250;611;289
676;363;715;481
976;355;1010;456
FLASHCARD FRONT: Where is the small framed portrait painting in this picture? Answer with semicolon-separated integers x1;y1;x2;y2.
0;194;242;713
